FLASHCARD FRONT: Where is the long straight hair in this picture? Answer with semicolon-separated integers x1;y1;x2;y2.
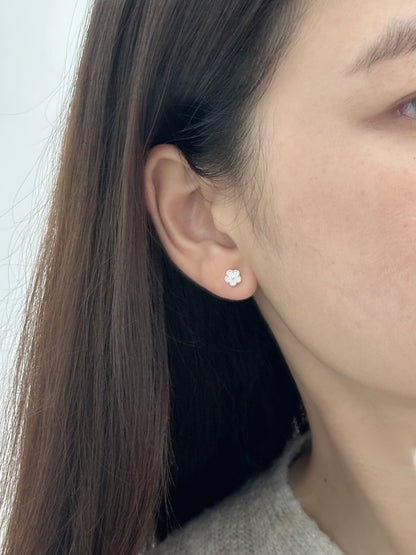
1;1;308;553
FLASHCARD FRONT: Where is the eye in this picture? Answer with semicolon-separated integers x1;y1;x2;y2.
397;97;416;120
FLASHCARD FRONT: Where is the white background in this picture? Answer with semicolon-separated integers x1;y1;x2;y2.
0;1;90;392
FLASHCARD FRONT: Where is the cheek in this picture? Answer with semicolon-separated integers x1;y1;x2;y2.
258;134;416;389
276;136;416;306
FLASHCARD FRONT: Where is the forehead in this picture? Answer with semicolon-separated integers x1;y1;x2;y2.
282;0;416;78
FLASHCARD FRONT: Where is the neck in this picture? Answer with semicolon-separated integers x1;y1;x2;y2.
285;349;416;555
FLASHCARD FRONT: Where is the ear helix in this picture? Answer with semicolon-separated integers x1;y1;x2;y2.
224;269;242;287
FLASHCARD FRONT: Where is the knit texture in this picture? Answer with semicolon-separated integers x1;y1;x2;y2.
152;432;345;554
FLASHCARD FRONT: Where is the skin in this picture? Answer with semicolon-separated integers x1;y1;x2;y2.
144;1;416;553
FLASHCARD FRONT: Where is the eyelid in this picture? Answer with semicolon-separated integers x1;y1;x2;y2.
360;90;416;129
391;91;416;113
378;92;416;127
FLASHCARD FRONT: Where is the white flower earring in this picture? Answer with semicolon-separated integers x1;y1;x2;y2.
224;269;242;287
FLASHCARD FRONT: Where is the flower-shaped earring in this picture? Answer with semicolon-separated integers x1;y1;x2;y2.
224;269;242;287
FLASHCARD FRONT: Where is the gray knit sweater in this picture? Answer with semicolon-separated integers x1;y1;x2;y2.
152;432;345;554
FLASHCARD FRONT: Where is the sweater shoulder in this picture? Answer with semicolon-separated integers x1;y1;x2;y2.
152;453;285;554
151;432;344;554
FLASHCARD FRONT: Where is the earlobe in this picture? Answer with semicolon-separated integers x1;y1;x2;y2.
144;144;258;300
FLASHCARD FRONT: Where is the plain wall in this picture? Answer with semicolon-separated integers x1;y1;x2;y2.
0;0;90;394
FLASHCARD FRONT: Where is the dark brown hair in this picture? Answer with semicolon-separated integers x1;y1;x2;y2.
1;1;309;553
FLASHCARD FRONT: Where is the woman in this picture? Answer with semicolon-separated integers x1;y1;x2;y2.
2;0;416;553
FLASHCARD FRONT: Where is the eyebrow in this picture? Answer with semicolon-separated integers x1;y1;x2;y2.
346;18;416;75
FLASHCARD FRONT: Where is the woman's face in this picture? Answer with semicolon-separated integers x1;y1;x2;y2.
232;0;416;396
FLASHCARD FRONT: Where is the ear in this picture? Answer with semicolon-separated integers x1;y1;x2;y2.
144;144;258;300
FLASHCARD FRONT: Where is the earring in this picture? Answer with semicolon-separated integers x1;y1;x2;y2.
224;269;242;287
